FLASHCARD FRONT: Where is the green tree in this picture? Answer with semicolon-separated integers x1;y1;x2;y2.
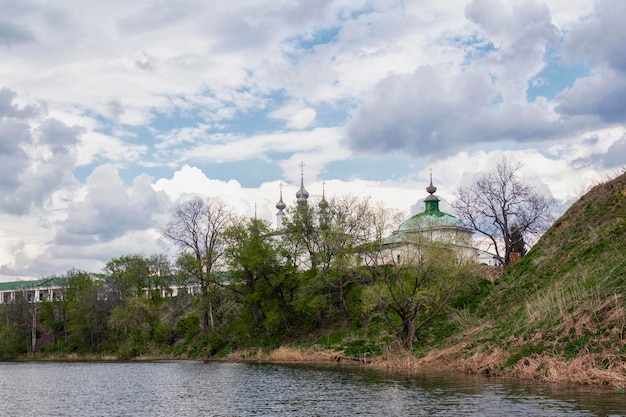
224;217;298;337
0;291;37;355
39;297;68;348
64;270;114;352
103;254;173;300
281;196;403;323
0;321;24;359
0;299;30;358
108;297;156;354
148;253;174;299
509;224;527;257
104;254;151;300
363;243;478;350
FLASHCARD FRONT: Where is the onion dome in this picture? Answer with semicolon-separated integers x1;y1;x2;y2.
384;167;469;245
424;167;440;212
426;169;437;195
318;181;329;210
296;162;309;206
276;183;286;212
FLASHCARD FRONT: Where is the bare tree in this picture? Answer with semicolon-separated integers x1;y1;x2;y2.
162;197;236;332
452;157;555;266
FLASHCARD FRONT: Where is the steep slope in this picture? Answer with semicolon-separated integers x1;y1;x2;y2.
422;172;626;386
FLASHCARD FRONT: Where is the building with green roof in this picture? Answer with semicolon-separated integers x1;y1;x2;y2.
383;171;501;266
0;277;68;304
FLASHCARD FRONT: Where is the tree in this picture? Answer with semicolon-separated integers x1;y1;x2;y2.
64;270;115;352
0;295;31;357
162;197;236;332
104;254;151;300
108;297;156;354
509;224;527;257
147;254;174;299
223;217;297;335
104;254;172;300
281;195;403;323
452;157;555;266
363;243;478;350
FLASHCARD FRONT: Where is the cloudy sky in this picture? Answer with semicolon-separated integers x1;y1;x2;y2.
1;0;624;281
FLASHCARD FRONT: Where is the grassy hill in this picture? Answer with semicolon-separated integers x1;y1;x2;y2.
416;172;626;386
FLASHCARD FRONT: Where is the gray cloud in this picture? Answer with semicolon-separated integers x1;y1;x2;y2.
346;65;569;158
0;87;41;117
134;52;158;71
0;88;81;214
0;120;30;191
55;166;166;245
346;0;565;159
555;0;626;123
563;0;626;73
555;69;626;123
0;19;36;46
116;1;199;35
572;135;626;169
604;137;626;168
465;0;556;44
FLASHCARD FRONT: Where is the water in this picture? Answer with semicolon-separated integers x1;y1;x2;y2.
0;361;624;416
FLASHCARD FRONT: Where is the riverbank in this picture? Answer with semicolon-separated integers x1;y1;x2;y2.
223;345;626;389
16;343;626;390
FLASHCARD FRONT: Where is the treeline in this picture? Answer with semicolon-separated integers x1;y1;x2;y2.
0;195;490;360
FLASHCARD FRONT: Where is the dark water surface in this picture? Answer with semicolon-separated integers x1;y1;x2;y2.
0;361;624;416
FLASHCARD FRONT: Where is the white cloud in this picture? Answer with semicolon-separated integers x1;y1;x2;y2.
0;0;623;281
269;102;317;129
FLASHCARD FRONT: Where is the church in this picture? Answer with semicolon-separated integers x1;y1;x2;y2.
382;171;501;266
0;166;501;305
275;165;501;267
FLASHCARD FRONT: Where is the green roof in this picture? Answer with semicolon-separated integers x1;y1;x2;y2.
0;277;69;291
397;209;464;232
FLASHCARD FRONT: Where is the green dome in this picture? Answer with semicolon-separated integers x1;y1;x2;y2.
384;172;471;246
398;210;461;232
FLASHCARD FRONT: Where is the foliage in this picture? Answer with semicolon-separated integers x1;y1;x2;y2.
64;270;115;353
362;243;480;350
0;322;25;359
109;297;156;346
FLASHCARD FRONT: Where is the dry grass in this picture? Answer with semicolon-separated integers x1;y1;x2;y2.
265;346;338;362
41;345;626;388
371;347;626;387
225;346;339;363
510;354;626;387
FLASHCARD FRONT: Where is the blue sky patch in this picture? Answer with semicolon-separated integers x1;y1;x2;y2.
527;49;590;101
197;159;283;187
324;153;417;182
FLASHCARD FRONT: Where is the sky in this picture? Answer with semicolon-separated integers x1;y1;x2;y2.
0;0;624;282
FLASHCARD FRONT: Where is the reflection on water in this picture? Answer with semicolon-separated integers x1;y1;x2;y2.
0;361;623;416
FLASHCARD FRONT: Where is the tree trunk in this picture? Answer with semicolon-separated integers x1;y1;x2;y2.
30;305;37;355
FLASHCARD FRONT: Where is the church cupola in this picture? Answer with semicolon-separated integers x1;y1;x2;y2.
296;162;309;206
424;168;440;213
318;180;329;210
276;182;286;228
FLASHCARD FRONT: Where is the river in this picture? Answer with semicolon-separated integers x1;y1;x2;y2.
0;361;623;416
